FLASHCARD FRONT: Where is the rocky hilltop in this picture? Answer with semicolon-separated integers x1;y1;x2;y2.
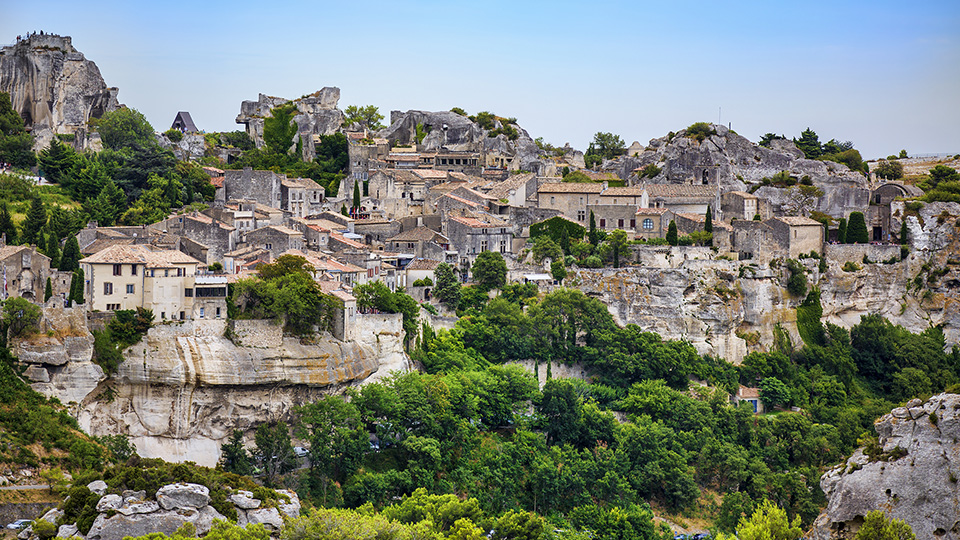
813;393;960;539
11;312;410;466
0;33;119;150
235;88;344;161
608;124;869;218
379;109;544;173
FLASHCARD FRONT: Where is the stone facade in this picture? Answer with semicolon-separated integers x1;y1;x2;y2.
241;226;304;260
0;244;52;302
445;215;513;265
154;213;238;265
222;168;284;210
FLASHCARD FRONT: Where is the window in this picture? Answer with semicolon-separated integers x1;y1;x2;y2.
265;243;273;250
104;282;113;295
113;264;122;276
500;239;507;253
164;269;169;277
126;284;135;294
875;194;881;204
643;218;654;230
185;288;193;297
599;219;606;228
131;265;137;276
180;311;185;320
577;210;585;221
161;312;166;320
199;307;205;319
215;307;221;318
630;219;636;229
550;196;555;205
618;219;624;228
177;268;183;277
480;240;488;252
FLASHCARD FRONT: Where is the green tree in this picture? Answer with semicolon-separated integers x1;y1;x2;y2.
605;229;629;268
666;220;678;246
2;297;42;337
837;217;847;244
785;259;808;297
737;500;802;540
254;421;296;486
352;179;361;209
0;201;18;245
704;206;713;233
759;133;785;147
263;103;299;155
433;263;461;309
532;235;563;263
551;260;567;284
927;165;960;188
875;160;904;180
0;92;36;168
44;277;52;302
759;377;791;409
562;171;593;183
472;251;507;292
60;236;81;273
899;220;908;245
297;396;369;506
794;128;822;159
853;510;916;540
38;138;79;185
86;179;127;226
68;268;85;306
588;211;600;246
846;211;869;244
343;105;385;130
96;107;156;151
44;231;60;268
586;132;626;161
20;197;46;246
685;122;716;143
219;429;253;476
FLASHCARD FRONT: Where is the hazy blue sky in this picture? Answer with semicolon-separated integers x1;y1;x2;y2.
3;0;958;159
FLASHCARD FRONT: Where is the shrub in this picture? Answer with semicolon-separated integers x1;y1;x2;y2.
843;261;862;272
163;129;183;143
685;122;716;143
638;164;661;179
785;259;808;297
412;278;433;287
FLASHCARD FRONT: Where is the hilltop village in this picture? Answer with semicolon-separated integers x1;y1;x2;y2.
2;32;960;540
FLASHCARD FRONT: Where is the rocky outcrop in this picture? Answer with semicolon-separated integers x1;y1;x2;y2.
76;315;409;466
813;394;960;539
605;124;870;218
235;88;344;161
379;110;545;174
0;34;120;151
157;132;206;161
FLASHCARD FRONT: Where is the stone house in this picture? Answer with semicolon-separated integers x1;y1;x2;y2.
537;182;607;224
673;212;733;251
336;249;401;291
207;200;286;232
436;192;487;218
445;214;512;265
328;233;367;252
0;243;52;302
346;135;390;180
242;225;305;260
386;226;450;258
591;205;641;235
352;218;401;246
281;249;367;288
721;191;761;221
153;212;238;266
634;208;673;241
221;168;284;209
766;216;823;259
484;173;538;208
405;258;441;293
192;274;228;320
281;177;325;218
641;184;719;215
223;246;270;275
733;385;764;414
869;182;924;243
80;244;201;321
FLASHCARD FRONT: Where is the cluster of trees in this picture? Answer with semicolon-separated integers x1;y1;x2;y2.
835;211;869;244
584;132;625;169
919;164;960;203
761;128;867;175
0;92;36;168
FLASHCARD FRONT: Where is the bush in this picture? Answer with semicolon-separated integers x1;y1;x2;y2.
412;278;433;287
685;122;716;143
786;259;808;297
163;129;183;143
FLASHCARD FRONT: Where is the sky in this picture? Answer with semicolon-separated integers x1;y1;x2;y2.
3;0;959;160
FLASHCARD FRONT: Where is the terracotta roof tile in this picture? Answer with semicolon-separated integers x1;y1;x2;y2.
82;244;201;267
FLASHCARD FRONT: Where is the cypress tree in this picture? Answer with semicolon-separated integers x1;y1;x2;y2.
704;206;713;233
837;217;847;244
846;212;869;244
68;268;84;306
44;277;52;302
60;236;81;273
21;197;47;246
340;204;348;216
352;180;361;209
0;202;17;245
666;220;678;246
45;230;60;269
899;220;908;245
588;211;598;246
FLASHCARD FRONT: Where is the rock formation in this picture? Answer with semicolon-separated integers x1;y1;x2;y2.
11;312;409;467
19;482;300;540
235;88;344;161
0;34;120;151
379;110;545;174
812;394;960;539
157;132;206;161
604;124;870;218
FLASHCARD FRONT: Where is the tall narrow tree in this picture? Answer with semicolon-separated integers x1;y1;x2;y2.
588;211;599;246
704;206;713;233
666;220;678;246
847;212;869;244
45;230;60;269
352;179;361;209
60;236;81;273
837;217;848;244
899;220;909;245
44;277;53;302
68;268;84;306
20;197;47;246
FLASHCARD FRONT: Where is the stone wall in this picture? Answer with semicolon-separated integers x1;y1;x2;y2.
227;319;282;349
0;503;57;528
823;244;901;266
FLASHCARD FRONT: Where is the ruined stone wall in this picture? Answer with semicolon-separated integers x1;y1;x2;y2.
823;244;901;265
227;319;282;349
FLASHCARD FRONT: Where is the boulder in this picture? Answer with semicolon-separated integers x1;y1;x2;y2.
229;490;260;509
86;509;195;540
156;482;210;510
277;489;301;518
23;365;49;383
57;524;79;538
122;490;146;501
812;393;960;539
87;480;107;496
245;507;283;530
95;493;122;512
115;499;160;515
193;505;227;536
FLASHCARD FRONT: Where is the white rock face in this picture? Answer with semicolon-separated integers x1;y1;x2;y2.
95;493;122;512
87;480;107;496
244;507;283;530
229;490;261;510
276;489;301;518
156;483;210;510
813;394;960;539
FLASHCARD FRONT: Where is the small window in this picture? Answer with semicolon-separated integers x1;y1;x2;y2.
126;284;134;294
164;269;169;277
630;219;636;228
185;288;193;297
480;240;488;252
577;210;585;221
215;307;221;318
618;219;624;228
643;218;654;230
113;264;122;276
599;218;606;228
265;243;273;250
104;282;113;295
180;311;185;320
131;264;138;276
199;307;205;319
161;312;166;319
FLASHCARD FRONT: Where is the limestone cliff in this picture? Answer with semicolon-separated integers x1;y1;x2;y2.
11;311;410;467
607;124;869;218
235;88;344;161
0;34;120;150
812;393;960;539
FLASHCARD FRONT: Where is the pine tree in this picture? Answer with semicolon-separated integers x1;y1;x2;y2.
68;268;84;306
666;220;678;246
705;206;713;233
899;220;908;245
794;128;822;159
352;180;361;209
847;212;869;244
60;236;81;273
837;218;848;244
0;201;17;245
44;277;52;302
588;211;599;246
21;197;47;246
45;230;60;269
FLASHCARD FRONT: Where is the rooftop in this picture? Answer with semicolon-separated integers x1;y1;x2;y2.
405;258;442;271
538;182;606;194
82;244;201;267
388;226;448;243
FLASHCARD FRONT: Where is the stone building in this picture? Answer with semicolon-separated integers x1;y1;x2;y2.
634;208;673;241
80;244;201;320
221;168;284;209
673;212;733;252
537;182;606;224
242;225;305;260
352;218;401;246
590;205;641;235
642;184;719;215
731;216;823;261
386;226;450;258
445;214;512;265
0;244;51;302
281;177;325;218
869;182;924;243
192;274;228;320
153;213;238;266
721;191;761;221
